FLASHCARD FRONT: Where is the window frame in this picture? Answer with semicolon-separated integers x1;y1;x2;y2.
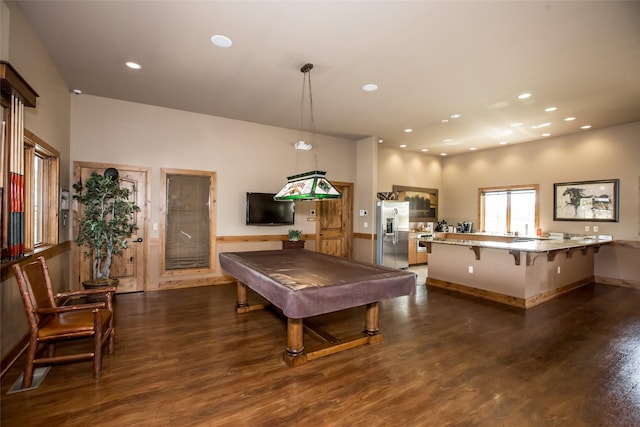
160;168;217;277
478;184;539;234
23;129;59;250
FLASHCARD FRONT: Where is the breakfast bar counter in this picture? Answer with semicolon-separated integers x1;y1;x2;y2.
424;234;612;308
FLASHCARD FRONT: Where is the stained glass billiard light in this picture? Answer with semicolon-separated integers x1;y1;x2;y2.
274;63;341;201
274;170;341;201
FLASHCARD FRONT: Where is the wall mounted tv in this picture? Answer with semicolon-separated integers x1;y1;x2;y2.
246;192;295;226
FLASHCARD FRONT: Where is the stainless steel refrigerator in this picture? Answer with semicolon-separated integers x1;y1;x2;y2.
375;200;409;269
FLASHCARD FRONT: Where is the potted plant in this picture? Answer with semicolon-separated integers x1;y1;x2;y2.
73;171;140;298
288;229;302;242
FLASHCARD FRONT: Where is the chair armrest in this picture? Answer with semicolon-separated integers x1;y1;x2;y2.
36;302;106;314
56;287;117;299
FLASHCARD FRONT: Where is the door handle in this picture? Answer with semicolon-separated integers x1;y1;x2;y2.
134;237;143;243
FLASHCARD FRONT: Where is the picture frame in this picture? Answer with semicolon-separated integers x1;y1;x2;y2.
392;185;438;222
553;179;619;222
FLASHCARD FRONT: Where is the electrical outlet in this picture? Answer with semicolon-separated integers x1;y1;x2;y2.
364;222;368;228
593;226;599;232
584;225;590;232
468;266;473;274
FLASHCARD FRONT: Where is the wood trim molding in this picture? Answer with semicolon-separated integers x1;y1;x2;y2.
354;232;374;240
155;275;236;290
426;276;593;309
595;275;640;289
1;241;71;281
216;234;316;243
0;61;39;107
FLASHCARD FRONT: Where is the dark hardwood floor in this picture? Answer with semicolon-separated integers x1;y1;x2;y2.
3;279;640;426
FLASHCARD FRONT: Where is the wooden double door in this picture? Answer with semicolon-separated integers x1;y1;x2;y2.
72;162;149;293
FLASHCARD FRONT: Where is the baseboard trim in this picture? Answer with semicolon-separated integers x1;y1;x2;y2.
1;335;28;380
595;275;640;289
426;277;593;309
427;278;526;308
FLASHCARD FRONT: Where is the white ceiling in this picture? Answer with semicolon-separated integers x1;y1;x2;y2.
14;0;640;155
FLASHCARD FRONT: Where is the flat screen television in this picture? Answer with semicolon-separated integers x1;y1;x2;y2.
246;192;295;226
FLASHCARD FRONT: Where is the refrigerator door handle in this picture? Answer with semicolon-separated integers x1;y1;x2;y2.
392;209;398;245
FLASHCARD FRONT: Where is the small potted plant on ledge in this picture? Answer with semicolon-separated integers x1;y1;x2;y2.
73;170;140;301
288;229;302;242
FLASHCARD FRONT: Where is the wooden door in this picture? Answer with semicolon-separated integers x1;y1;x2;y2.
316;182;353;258
72;162;149;293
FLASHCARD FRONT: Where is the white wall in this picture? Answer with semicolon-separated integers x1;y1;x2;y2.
376;146;443;194
1;0;72;362
440;122;640;240
71;94;357;240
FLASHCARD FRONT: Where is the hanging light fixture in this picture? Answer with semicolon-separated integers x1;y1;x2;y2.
274;63;342;201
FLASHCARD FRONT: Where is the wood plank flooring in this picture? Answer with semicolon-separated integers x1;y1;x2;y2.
3;280;640;426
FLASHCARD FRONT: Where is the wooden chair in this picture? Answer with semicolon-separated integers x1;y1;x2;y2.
12;256;116;389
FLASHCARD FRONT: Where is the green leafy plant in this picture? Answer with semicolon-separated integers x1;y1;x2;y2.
73;172;141;281
288;229;302;241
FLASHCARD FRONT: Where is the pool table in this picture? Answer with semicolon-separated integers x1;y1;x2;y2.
219;249;416;366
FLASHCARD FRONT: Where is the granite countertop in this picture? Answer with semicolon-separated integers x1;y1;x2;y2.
425;235;613;253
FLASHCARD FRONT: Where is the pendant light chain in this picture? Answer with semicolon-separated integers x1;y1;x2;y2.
273;62;342;201
301;64;319;170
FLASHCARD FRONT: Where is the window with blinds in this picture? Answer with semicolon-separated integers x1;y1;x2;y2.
161;169;216;275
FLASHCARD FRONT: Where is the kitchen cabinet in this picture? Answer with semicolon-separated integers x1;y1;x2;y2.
408;237;428;265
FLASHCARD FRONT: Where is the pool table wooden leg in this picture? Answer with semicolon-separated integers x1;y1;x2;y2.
284;318;307;367
364;302;381;336
235;281;270;313
236;281;249;311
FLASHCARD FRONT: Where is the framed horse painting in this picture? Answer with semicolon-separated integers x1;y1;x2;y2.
554;179;619;221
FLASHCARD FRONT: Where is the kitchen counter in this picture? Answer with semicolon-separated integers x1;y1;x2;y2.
425;234;613;308
425;234;612;261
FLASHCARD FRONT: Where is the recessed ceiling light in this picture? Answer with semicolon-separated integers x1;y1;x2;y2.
421;148;428;152
450;113;462;119
441;119;449;123
581;125;592;129
564;117;576;121
377;139;384;143
542;133;551;137
531;122;551;129
71;89;82;95
517;92;532;100
499;141;508;145
469;147;477;151
440;153;447;156
404;128;413;133
210;34;232;48
545;107;557;112
399;144;407;148
125;61;142;70
362;83;378;92
487;101;510;110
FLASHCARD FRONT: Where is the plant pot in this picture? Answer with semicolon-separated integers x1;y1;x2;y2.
82;278;119;303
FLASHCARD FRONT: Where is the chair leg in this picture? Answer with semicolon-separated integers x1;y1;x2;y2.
108;328;115;355
47;343;55;358
22;336;38;389
93;328;103;380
